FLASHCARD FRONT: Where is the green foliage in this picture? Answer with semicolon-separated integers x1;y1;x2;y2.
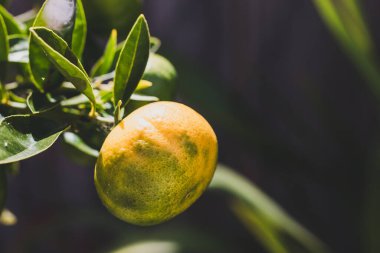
63;132;99;158
312;1;380;252
0;14;9;62
29;0;76;91
0;112;68;164
0;4;24;34
90;29;117;78
0;2;330;253
211;165;329;253
114;14;150;106
71;0;87;59
30;27;95;104
313;0;380;100
8;35;28;63
0;2;155;164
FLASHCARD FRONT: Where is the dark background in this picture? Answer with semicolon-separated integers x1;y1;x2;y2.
2;0;380;252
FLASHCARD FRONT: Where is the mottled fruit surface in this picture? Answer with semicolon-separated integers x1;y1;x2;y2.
95;102;218;225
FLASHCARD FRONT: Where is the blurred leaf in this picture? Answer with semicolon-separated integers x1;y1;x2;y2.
232;200;287;253
109;224;229;253
0;208;17;226
71;0;87;58
3;161;20;175
8;92;25;103
111;241;180;253
0;14;9;62
0;168;6;212
0;113;68;164
60;93;89;107
313;3;380;252
8;36;28;63
26;91;57;113
33;0;76;38
210;164;329;253
149;36;161;53
0;5;25;34
313;0;380;99
91;29;117;77
63;132;99;157
30;27;95;104
130;94;158;102
135;80;152;92
29;0;76;91
15;9;37;29
114;14;150;106
0;84;5;103
59;89;113;109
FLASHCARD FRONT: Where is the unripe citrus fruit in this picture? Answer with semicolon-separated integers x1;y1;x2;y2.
140;53;178;101
94;101;218;225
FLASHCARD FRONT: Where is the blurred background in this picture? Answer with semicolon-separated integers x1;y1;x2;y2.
1;0;380;252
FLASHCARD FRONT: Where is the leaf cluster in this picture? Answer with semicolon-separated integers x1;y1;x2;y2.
0;0;157;166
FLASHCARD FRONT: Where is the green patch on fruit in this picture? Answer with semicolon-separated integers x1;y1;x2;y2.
179;134;198;158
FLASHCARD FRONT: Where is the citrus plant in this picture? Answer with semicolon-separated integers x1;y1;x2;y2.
0;1;330;252
0;0;220;227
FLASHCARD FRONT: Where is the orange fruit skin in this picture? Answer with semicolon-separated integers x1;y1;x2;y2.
94;101;218;225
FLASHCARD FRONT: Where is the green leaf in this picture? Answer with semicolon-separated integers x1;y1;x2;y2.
0;82;6;103
312;0;380;101
0;113;69;164
26;92;58;114
0;5;25;35
150;36;161;53
8;36;29;63
91;29;117;78
29;0;77;91
135;80;152;92
28;40;55;91
130;94;158;102
72;0;87;58
0;14;9;62
210;164;330;253
33;0;76;39
114;14;150;106
15;9;37;29
0;168;6;213
112;241;180;253
63;132;99;157
0;14;8;83
231;200;287;253
30;27;95;104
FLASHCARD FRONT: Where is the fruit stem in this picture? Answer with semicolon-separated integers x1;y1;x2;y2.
89;102;96;118
114;100;122;126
